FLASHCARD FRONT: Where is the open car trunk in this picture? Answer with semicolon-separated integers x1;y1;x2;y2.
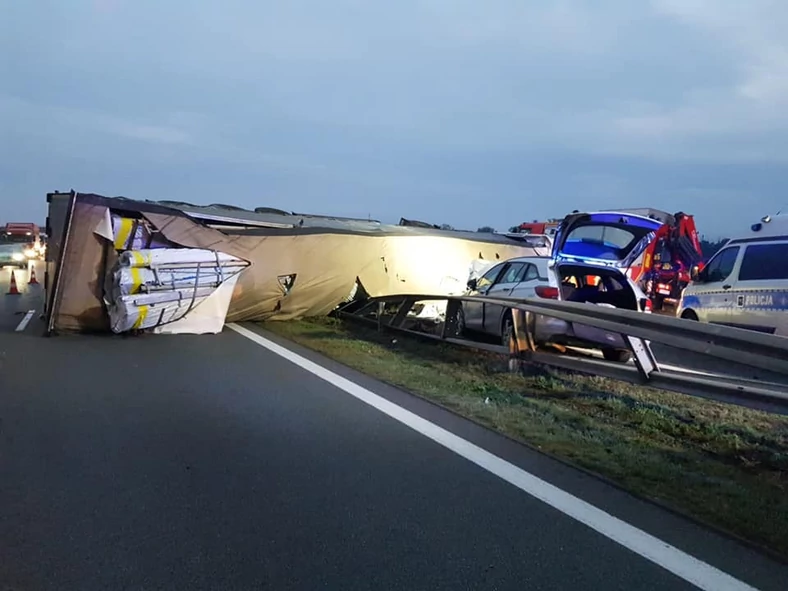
552;211;663;270
555;263;639;310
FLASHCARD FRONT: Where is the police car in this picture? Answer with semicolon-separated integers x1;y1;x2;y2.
678;214;788;336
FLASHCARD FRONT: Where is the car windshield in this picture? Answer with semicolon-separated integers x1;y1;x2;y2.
0;233;31;245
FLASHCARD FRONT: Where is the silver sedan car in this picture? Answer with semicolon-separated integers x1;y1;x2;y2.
457;211;657;363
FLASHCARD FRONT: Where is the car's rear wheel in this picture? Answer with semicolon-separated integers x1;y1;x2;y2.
602;348;632;363
450;306;466;337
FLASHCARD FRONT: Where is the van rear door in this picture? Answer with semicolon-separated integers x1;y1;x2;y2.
728;241;788;336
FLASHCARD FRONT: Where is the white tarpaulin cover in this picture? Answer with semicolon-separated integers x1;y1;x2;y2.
113;267;236;296
106;246;250;334
108;278;241;334
152;274;242;335
118;248;242;268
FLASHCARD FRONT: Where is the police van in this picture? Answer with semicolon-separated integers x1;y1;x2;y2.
678;214;788;336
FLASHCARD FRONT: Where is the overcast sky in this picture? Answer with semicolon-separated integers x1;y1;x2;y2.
2;1;788;238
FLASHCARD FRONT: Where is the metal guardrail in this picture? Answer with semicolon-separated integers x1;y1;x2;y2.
518;298;788;375
336;294;788;414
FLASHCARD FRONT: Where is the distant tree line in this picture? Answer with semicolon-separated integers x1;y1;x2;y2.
436;224;497;232
699;237;728;259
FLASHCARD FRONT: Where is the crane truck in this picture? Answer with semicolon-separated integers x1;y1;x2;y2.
637;211;704;312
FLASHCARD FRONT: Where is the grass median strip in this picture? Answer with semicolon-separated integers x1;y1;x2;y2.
262;316;788;560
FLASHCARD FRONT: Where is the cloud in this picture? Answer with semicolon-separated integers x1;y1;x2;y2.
609;0;788;148
101;120;191;145
2;1;788;235
0;95;193;146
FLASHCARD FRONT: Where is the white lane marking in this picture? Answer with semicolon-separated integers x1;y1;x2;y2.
227;323;759;591
15;309;36;332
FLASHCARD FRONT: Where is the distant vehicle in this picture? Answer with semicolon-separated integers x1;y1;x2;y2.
456;208;657;363
497;232;553;252
512;219;561;236
0;222;43;269
678;214;788;336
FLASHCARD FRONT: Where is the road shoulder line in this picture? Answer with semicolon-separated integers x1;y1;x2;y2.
227;322;759;591
14;309;36;332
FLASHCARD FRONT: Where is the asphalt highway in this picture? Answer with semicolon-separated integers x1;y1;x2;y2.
1;266;787;589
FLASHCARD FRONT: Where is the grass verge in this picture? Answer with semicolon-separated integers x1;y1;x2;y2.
263;316;788;560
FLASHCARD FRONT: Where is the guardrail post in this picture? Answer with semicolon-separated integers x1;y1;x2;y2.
376;301;385;332
390;297;416;328
509;308;536;373
624;335;659;380
441;298;461;339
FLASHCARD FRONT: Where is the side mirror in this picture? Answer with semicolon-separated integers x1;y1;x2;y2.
467;278;478;291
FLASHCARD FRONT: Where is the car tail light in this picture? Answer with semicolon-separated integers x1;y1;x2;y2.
640;297;653;313
535;285;559;299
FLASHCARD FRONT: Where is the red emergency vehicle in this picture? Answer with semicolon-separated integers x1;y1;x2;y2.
513;219;561;236
637;212;703;311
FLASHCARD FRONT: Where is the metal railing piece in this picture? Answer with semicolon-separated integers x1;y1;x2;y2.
335;294;788;414
515;298;788;375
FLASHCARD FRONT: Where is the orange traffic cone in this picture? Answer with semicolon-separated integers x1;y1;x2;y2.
6;269;20;295
28;265;39;285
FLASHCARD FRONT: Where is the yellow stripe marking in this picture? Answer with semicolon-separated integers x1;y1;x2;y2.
115;218;134;250
133;305;148;329
130;267;143;294
132;251;148;267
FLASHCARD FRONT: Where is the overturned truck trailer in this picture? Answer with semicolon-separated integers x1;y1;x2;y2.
44;191;548;335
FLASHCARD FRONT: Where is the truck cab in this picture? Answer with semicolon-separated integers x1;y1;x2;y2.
0;223;43;268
